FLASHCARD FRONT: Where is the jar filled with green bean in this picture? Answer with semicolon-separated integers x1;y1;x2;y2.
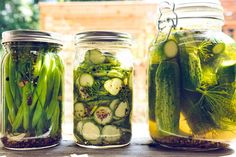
1;30;64;150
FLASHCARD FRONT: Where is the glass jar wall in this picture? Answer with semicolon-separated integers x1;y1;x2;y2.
74;31;133;148
148;0;236;151
1;30;64;150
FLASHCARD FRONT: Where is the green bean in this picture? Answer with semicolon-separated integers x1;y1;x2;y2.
51;104;60;136
5;55;16;123
32;82;47;127
45;54;56;106
22;83;32;130
16;72;23;97
12;105;23;131
36;115;44;135
46;67;61;119
53;53;64;73
8;55;16;99
30;54;50;111
33;53;43;77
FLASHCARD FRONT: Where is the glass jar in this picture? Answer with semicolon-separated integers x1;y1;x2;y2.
148;0;236;151
1;30;64;150
74;31;133;148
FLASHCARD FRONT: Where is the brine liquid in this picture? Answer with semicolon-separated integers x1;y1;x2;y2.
148;30;236;150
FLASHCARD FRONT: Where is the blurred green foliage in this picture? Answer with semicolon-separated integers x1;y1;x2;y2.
0;0;39;38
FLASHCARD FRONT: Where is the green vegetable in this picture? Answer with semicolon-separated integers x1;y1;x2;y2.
22;82;32;130
86;49;106;64
179;51;202;91
216;61;236;84
94;106;113;125
102;125;122;142
78;73;94;87
104;78;123;95
107;70;124;78
182;83;236;134
155;60;180;134
76;121;84;134
161;39;178;59
51;104;60;135
30;54;50;111
5;55;16;124
109;99;120;111
12;105;23;131
81;121;101;141
73;48;132;146
74;102;86;118
114;102;129;118
212;42;225;54
46;67;61;119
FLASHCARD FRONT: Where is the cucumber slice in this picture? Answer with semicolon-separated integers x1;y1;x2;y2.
114;102;129;118
87;49;106;64
212;43;225;54
163;40;178;58
104;78;123;95
109;99;120;111
74;102;86;118
81;121;101;141
107;70;124;78
102;125;122;142
94;106;113;125
79;73;94;87
76;121;84;134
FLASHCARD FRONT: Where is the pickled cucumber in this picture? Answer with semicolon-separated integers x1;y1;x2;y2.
74;48;132;146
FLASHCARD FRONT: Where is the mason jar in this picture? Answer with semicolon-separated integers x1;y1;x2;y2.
74;31;133;148
1;30;64;150
148;0;236;151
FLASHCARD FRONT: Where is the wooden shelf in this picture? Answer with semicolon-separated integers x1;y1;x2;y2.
0;138;234;157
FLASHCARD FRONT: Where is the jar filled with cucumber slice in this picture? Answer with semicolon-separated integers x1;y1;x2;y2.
1;30;64;150
74;31;133;148
148;0;236;151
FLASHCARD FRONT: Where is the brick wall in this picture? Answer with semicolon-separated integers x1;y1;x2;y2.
221;0;236;38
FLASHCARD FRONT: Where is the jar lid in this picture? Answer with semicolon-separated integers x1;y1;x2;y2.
2;30;63;45
159;0;224;21
75;31;133;45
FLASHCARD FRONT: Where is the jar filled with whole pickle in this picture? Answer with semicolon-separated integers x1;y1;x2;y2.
74;31;133;148
148;0;236;151
1;30;64;150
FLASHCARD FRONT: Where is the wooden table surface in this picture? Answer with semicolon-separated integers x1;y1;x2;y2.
0;138;235;157
0;124;235;157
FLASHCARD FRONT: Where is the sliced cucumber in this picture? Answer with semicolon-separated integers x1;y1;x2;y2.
104;78;123;95
76;121;84;134
87;49;106;64
79;73;94;87
94;106;113;125
102;125;122;142
114;102;129;118
212;42;225;54
162;39;178;58
74;102;86;118
81;121;101;141
109;99;120;111
89;138;102;145
107;70;124;78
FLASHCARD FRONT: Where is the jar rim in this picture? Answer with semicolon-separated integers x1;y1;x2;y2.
75;31;133;46
2;30;63;46
158;0;224;22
